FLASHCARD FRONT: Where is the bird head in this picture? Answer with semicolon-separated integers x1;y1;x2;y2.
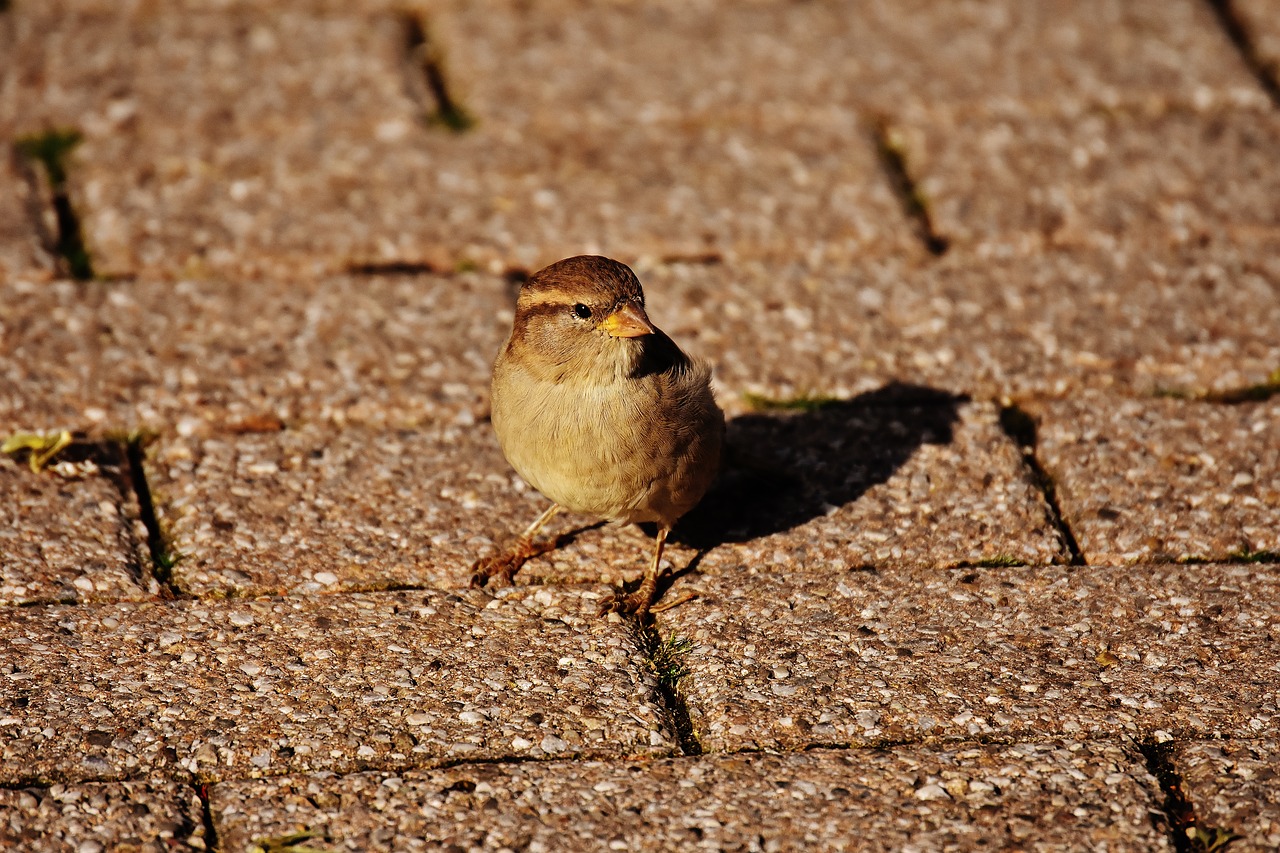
508;256;660;381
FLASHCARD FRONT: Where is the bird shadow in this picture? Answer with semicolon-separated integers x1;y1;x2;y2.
672;382;968;551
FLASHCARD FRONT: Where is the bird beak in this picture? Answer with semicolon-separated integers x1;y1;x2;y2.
597;302;656;338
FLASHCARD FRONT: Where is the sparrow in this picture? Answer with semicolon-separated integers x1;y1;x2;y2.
472;255;724;618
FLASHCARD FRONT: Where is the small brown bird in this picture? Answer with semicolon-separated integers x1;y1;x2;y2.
472;255;724;617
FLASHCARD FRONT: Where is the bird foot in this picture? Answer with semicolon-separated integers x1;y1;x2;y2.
469;550;526;589
597;587;657;620
470;537;555;589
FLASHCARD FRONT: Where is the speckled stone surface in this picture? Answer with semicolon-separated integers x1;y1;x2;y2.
1178;739;1280;852
7;240;1279;436
892;101;1280;256
0;273;508;434
145;422;607;597
5;0;1259;281
142;399;1060;598
659;564;1280;752
1031;396;1280;565
0;453;151;606
0;587;673;783
4;0;1280;845
683;399;1066;572
0;280;141;433
2;2;438;279
642;239;1280;408
0;781;204;852
436;0;1259;123
0;2;911;278
212;743;1168;852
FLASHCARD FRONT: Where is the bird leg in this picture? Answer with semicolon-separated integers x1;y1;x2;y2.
600;526;669;619
470;503;562;589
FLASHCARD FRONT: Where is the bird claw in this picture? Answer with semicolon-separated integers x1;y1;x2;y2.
597;588;655;620
469;552;522;589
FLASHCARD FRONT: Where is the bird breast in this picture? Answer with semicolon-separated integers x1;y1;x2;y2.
490;355;722;528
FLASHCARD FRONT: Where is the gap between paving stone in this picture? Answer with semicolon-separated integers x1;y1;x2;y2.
397;8;474;132
997;402;1086;566
1025;394;1280;566
1140;738;1202;853
125;434;183;596
0;436;157;606
870;114;950;256
11;128;95;281
1206;0;1280;106
1176;738;1280;852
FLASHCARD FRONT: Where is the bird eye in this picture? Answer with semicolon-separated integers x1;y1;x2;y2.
572;303;592;319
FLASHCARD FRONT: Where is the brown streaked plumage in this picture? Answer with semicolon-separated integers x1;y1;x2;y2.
472;255;724;618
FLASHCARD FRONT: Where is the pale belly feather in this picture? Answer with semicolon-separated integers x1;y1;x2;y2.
492;366;719;526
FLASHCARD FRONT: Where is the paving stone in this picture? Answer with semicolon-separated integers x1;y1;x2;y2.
0;587;673;784
0;280;147;433
141;395;1058;599
212;743;1168;852
1;2;443;279
0;452;152;606
8;237;1279;438
137;377;717;600
146;423;581;597
889;100;1280;256
0;781;204;852
0;2;911;279
408;110;914;269
681;399;1066;572
0;272;508;434
436;0;1259;124
658;564;1280;753
1030;395;1280;565
1178;739;1280;852
9;1;1257;280
642;237;1280;406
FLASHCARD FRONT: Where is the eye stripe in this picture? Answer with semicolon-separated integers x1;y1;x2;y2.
519;288;581;308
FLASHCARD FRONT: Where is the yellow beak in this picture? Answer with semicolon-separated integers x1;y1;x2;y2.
597;302;656;338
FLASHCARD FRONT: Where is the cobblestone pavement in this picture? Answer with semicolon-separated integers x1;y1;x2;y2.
2;1;1278;850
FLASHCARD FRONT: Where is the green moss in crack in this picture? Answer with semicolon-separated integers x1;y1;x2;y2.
400;12;476;133
1155;368;1280;405
1202;368;1280;404
652;633;693;691
1223;548;1279;565
742;391;841;413
1186;826;1243;853
15;130;81;186
972;555;1027;568
14;129;94;279
646;629;702;754
116;431;185;580
249;831;333;853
